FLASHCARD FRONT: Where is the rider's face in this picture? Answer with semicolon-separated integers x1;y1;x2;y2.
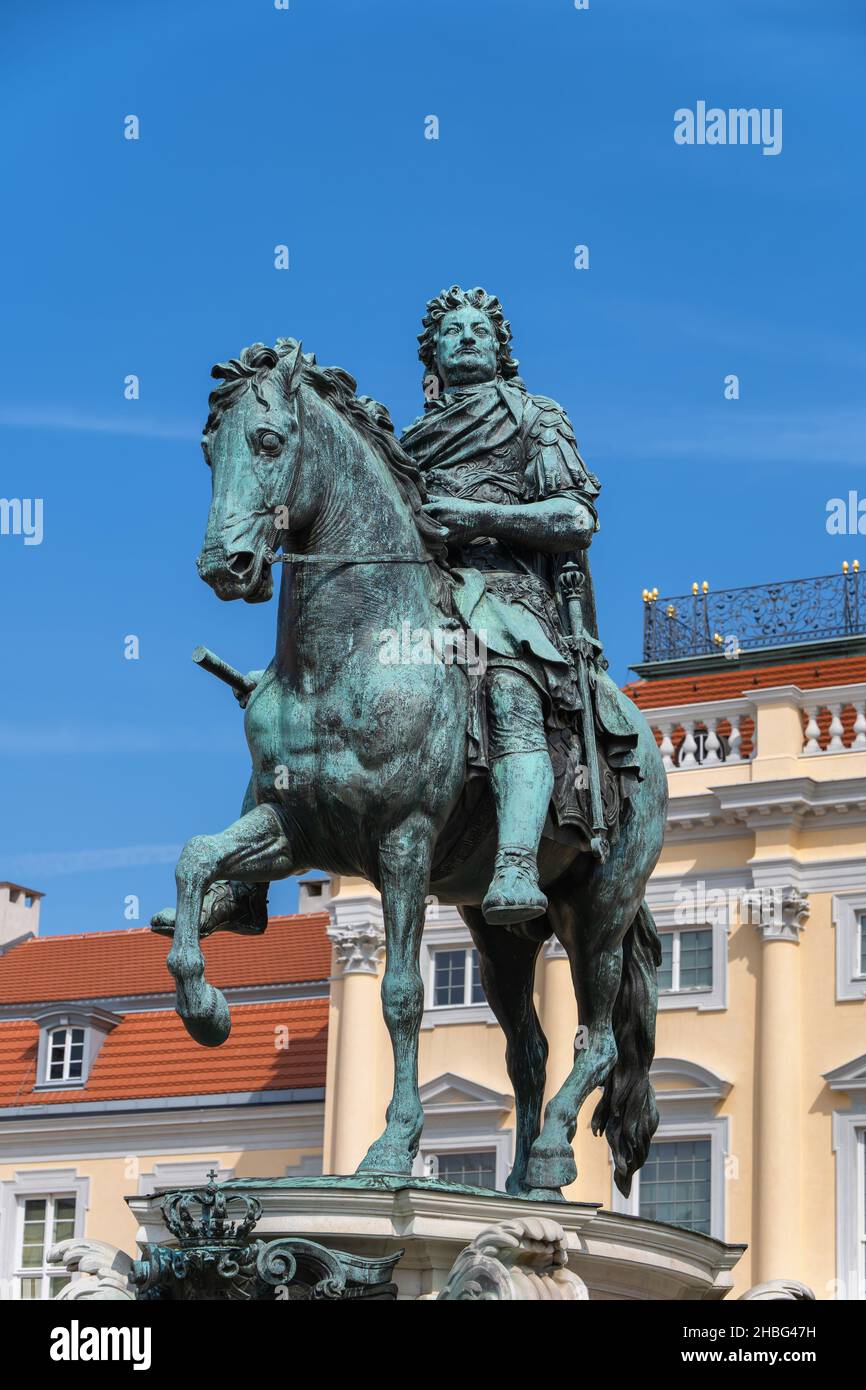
434;305;498;387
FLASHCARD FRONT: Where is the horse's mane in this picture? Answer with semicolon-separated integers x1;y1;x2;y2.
205;338;448;563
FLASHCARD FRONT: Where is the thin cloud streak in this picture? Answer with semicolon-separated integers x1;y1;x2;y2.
0;406;199;441
593;408;866;467
8;844;181;878
0;724;237;755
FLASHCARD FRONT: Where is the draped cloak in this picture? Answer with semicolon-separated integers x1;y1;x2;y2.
400;378;642;842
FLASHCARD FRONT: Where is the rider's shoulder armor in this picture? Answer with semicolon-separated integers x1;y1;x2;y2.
520;391;600;513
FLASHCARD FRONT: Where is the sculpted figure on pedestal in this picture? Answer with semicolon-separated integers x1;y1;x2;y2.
152;287;668;1202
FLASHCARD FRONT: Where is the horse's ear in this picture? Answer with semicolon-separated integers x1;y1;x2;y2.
280;339;305;395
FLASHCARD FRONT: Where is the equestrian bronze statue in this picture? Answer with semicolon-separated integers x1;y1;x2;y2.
153;286;668;1203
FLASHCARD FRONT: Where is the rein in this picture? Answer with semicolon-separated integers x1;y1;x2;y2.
271;552;436;567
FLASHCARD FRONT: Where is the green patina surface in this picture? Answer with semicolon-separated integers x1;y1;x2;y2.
218;1173;601;1206
152;287;668;1203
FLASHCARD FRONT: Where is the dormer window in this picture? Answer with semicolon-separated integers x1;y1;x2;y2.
34;1007;119;1089
47;1026;86;1082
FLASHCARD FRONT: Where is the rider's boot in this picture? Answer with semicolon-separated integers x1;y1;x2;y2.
151;880;268;938
482;747;553;928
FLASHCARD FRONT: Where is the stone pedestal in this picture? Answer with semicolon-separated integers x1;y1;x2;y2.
128;1176;746;1301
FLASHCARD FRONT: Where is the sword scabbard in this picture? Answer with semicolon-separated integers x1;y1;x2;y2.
558;564;610;863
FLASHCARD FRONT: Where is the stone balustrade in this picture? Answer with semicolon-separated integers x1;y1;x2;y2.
642;683;866;770
800;683;866;756
642;698;756;772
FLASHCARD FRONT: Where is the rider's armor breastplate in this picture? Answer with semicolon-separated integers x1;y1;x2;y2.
425;436;543;584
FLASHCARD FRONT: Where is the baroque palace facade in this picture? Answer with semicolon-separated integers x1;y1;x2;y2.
2;569;866;1300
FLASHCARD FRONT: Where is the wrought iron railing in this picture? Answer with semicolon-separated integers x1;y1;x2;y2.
642;568;865;663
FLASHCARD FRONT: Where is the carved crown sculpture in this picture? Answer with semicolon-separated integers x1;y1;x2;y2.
161;1171;263;1248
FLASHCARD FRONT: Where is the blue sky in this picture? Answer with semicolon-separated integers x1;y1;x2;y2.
1;0;864;935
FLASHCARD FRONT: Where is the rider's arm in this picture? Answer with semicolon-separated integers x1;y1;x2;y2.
477;495;594;551
421;495;593;551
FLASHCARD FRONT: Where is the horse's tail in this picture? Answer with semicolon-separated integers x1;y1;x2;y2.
591;900;661;1196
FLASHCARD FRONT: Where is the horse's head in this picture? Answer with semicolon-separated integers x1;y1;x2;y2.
197;339;307;602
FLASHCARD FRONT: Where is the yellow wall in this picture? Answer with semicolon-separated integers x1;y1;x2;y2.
318;695;866;1299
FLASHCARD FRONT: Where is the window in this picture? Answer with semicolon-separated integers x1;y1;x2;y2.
34;1007;119;1088
47;1027;85;1082
831;894;866;1002
824;1055;866;1297
658;929;712;994
426;1150;497;1190
611;1063;729;1237
420;909;497;1027
432;948;485;1008
653;901;730;1013
639;1139;712;1235
15;1195;77;1299
414;1074;513;1189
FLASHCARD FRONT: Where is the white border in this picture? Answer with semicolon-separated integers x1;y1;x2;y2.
0;1167;89;1301
831;892;866;1002
420;911;497;1029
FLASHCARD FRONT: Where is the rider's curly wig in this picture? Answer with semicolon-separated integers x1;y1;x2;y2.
417;285;520;390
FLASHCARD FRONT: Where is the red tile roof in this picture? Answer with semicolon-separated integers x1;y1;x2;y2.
623;654;866;710
0;998;328;1107
0;913;331;1005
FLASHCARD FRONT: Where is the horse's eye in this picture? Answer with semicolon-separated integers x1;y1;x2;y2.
257;429;284;455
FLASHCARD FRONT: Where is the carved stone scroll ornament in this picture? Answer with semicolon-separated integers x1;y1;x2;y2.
48;1238;137;1301
434;1217;588;1301
739;1280;815;1301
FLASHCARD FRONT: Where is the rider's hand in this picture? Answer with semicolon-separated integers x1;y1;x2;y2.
421;497;490;544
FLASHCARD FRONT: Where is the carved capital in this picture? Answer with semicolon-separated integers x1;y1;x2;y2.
327;924;385;975
752;886;810;943
327;895;385;975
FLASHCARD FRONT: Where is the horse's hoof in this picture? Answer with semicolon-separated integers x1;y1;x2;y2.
150;907;175;936
177;986;231;1048
356;1140;413;1176
526;1144;577;1191
518;1186;567;1204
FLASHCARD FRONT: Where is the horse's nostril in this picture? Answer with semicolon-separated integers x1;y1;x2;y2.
227;551;255;579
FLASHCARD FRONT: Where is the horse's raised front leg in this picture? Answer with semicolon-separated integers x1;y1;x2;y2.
167;803;295;1048
152;777;268;939
460;906;547;1195
357;815;434;1176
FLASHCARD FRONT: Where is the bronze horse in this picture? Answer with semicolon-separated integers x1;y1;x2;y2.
153;338;667;1201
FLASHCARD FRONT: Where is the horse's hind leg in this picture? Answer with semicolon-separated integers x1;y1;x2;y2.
461;906;548;1195
522;874;627;1200
167;804;295;1048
